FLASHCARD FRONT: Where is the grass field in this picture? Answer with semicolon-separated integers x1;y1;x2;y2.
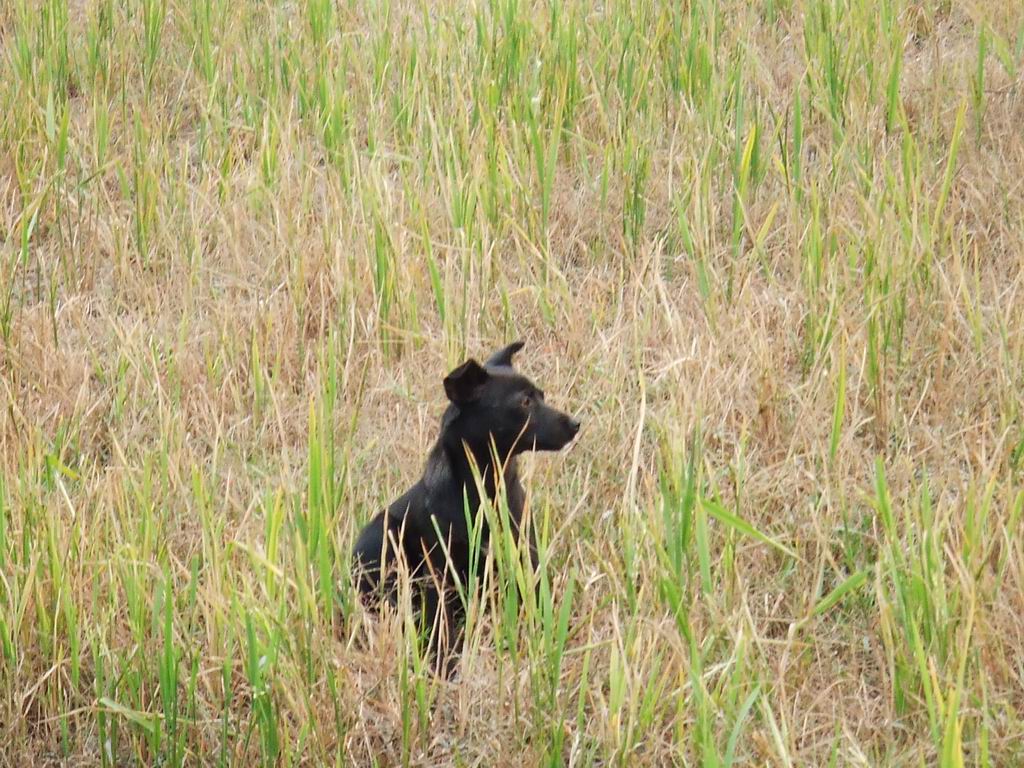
2;0;1024;764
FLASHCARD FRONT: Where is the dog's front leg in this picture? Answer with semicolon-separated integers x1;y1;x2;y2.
419;579;463;677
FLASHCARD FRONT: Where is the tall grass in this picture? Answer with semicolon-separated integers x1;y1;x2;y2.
2;0;1024;764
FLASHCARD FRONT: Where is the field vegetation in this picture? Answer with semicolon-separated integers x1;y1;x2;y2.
2;0;1024;764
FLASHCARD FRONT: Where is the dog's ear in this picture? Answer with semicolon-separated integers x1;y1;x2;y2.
485;340;525;369
443;359;489;404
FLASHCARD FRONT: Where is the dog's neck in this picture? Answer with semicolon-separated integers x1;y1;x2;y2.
428;435;519;508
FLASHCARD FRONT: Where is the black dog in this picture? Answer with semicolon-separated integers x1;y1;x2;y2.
351;341;580;668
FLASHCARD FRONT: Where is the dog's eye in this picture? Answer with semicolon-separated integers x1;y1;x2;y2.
520;394;532;409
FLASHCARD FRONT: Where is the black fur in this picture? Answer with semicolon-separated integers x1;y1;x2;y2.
351;341;580;670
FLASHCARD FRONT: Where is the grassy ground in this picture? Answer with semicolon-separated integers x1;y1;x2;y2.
2;0;1023;764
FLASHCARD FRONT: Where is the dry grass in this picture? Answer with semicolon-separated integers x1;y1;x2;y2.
2;0;1024;765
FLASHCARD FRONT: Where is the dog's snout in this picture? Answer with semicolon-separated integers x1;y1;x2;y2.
566;416;581;435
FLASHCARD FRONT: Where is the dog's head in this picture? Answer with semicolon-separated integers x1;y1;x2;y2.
442;341;581;457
